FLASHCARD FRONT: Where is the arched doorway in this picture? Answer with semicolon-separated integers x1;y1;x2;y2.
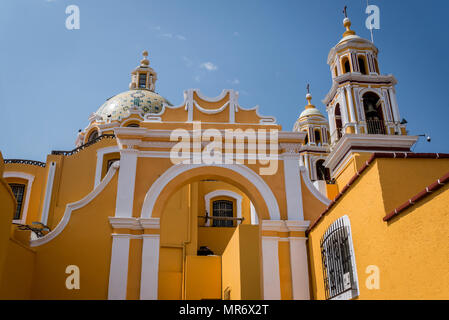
139;163;281;300
362;92;386;134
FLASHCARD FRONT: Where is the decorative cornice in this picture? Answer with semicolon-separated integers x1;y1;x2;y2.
324;134;419;172
323;74;397;106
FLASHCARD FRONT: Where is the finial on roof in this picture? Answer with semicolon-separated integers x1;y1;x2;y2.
140;50;150;66
342;6;356;37
305;85;314;109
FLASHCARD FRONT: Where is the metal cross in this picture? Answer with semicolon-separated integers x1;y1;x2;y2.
343;6;348;18
306;84;310;94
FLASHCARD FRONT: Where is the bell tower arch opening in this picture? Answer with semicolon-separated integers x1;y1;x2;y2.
362;92;386;135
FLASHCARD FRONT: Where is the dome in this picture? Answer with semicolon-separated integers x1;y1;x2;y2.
95;89;172;121
299;107;325;119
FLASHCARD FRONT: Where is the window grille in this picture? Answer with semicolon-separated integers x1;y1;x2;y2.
9;184;26;220
320;216;358;300
212;200;233;227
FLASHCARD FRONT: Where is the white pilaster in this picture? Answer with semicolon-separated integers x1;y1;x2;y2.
389;88;401;123
140;234;160;300
261;235;281;300
286;221;310;300
41;161;56;225
282;155;304;221
115;149;138;218
108;234;131;300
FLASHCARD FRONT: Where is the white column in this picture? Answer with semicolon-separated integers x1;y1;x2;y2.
389;88;401;123
345;86;356;124
115;149;138;218
140;234;160;300
261;235;281;300
108;234;130;300
282;155;304;221
41;161;56;225
339;89;350;126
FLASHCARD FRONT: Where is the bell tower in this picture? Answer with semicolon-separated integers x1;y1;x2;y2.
323;8;418;180
324;11;407;144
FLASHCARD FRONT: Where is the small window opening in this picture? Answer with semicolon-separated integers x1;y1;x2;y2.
9;184;25;220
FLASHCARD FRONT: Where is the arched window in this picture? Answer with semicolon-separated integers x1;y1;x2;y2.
358;56;367;75
212;200;234;227
127;123;140;128
316;160;330;181
320;216;359;300
87;130;99;143
334;104;343;139
342;57;351;74
362;92;386;134
304;132;309;145
315;129;322;146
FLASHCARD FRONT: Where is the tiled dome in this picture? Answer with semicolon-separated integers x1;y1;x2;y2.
95;89;172;121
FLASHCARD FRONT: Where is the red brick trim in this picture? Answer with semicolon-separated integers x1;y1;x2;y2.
384;171;449;221
306;152;449;234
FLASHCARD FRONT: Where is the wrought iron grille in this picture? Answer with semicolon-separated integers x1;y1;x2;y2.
320;217;355;300
9;184;25;220
52;134;115;156
212;200;234;227
4;159;46;167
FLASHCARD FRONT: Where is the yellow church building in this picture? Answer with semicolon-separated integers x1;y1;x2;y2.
1;14;448;300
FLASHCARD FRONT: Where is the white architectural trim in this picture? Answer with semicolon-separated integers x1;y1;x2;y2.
283;157;304;220
289;237;310;300
324;215;360;300
250;202;258;225
260;245;281;299
299;167;331;206
140;234;161;300
30;162;119;247
95;146;119;188
204;190;243;227
140;163;281;221
3;171;35;224
261;228;281;300
108;234;130;300
115;150;138;218
40;161;56;225
324;134;419;172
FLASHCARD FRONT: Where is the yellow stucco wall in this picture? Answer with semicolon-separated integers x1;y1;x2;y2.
308;158;449;300
0;239;36;299
221;224;261;300
185;256;222;300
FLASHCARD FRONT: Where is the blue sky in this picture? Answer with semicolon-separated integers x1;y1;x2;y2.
1;0;448;161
